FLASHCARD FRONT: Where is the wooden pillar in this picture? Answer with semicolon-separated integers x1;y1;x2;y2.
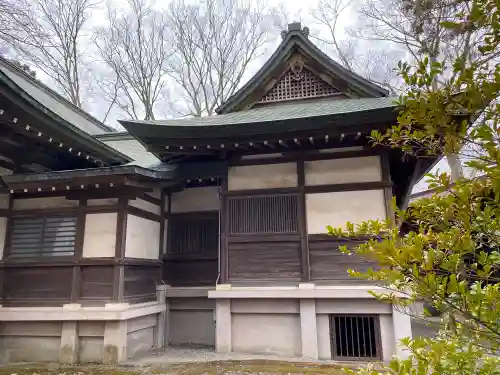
71;198;86;303
297;159;310;282
112;196;128;302
219;179;229;284
381;153;394;223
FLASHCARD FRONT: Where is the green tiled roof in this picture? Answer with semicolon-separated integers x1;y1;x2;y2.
121;97;398;129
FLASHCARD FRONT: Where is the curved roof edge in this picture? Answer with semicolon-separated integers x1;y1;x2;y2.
0;56;114;133
0;63;132;165
216;23;389;115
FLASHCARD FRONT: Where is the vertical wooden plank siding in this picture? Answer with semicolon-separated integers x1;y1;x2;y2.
297;159;310;282
113;196;128;302
220;180;229;284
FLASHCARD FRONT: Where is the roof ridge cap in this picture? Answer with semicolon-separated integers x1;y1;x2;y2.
0;56;114;133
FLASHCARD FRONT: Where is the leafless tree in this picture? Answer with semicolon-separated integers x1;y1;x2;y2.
0;0;97;107
94;0;172;121
349;0;490;180
166;0;273;117
310;0;402;93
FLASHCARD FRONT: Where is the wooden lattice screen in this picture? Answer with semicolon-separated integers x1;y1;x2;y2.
167;212;219;255
227;194;299;235
258;69;339;103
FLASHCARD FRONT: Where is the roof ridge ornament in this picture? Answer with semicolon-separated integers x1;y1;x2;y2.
281;22;309;39
289;58;305;81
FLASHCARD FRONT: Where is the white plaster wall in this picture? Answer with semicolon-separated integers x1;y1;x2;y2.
231;313;301;356
306;190;387;233
228;163;297;191
305;156;382;186
13;196;79;210
316;314;331;360
125;214;160;259
129;198;160;215
0;217;7;260
82;213;117;258
171;186;220;213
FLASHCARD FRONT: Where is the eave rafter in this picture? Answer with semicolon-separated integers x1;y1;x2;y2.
147;130;376;162
5;175;174;195
0;107;107;168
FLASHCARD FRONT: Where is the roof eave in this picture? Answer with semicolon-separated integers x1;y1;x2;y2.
0;71;132;166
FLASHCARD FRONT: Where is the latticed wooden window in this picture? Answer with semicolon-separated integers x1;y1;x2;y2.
329;315;381;360
167;212;219;255
259;69;339;103
8;216;77;258
227;194;299;235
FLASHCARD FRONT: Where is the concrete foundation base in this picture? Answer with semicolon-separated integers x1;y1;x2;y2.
0;287;167;364
208;284;412;362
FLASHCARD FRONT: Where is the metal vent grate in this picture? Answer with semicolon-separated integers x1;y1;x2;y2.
330;315;380;360
228;194;298;235
259;69;339;103
8;216;77;258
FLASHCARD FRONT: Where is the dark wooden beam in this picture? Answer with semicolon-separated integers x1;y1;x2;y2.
159;190;166;257
297;159;310;282
381;153;394;223
113;196;128;302
220;179;228;284
230;148;378;166
305;181;392;194
71;198;87;302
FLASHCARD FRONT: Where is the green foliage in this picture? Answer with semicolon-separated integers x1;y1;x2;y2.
330;0;500;372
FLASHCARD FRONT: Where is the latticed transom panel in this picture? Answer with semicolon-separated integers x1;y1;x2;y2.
259;69;340;103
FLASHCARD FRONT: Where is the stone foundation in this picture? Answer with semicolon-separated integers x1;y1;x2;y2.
0;287;167;364
208;284;412;361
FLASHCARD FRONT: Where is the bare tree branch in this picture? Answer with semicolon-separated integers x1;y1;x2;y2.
0;0;97;107
310;0;401;94
166;0;273;117
94;0;173;120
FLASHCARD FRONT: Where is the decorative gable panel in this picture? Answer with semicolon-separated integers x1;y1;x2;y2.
257;68;344;105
